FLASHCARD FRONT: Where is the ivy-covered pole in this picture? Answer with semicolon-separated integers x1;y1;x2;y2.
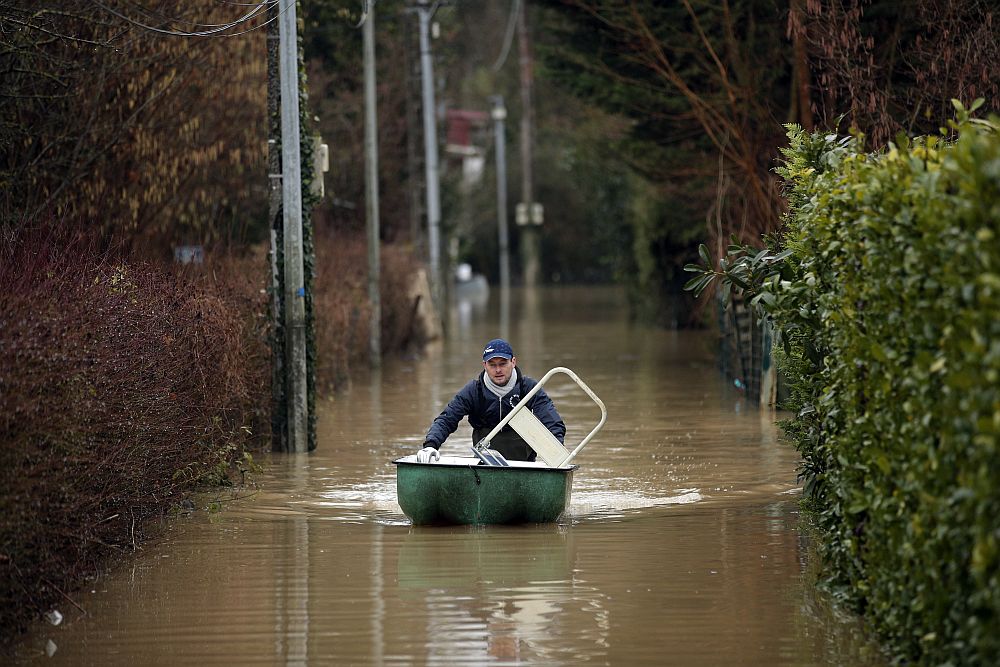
268;0;316;454
266;6;285;452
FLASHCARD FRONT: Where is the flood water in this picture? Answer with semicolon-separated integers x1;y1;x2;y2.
14;286;886;665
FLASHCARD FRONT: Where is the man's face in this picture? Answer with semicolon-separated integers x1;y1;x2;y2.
484;356;516;385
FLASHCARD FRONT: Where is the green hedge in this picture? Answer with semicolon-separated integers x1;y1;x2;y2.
781;112;1000;665
689;106;1000;664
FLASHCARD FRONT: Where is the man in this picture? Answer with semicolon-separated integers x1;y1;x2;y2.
416;338;565;463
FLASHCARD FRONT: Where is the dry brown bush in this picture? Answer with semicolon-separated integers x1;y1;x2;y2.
0;230;270;637
0;1;268;251
0;228;423;636
312;231;423;392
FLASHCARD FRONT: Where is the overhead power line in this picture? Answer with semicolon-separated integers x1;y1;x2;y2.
491;0;521;72
92;0;285;38
355;0;379;29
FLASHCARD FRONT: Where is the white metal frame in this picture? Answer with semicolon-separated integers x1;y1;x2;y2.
475;366;607;467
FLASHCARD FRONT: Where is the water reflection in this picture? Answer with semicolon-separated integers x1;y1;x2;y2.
396;525;606;664
451;276;491;343
397;526;575;592
274;461;310;666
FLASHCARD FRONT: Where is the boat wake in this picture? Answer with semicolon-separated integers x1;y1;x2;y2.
278;474;704;526
565;488;703;520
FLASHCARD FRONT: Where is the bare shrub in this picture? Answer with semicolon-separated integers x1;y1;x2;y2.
0;226;420;636
312;231;422;392
0;230;269;635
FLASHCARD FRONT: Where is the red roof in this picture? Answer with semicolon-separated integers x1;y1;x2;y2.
446;109;489;147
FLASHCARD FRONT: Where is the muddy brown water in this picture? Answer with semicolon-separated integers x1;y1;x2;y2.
14;286;886;665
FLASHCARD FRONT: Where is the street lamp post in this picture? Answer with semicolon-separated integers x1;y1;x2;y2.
416;1;442;312
491;95;511;338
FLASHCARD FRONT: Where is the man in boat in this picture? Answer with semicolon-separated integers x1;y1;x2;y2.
416;338;566;463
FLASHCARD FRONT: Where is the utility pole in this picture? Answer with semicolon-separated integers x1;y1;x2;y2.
491;95;511;339
363;6;382;368
416;0;443;312
403;19;423;270
516;0;542;287
278;0;309;453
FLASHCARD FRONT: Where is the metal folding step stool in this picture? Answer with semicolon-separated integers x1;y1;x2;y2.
473;366;607;467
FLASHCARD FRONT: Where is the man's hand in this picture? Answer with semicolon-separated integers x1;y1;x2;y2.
416;446;441;464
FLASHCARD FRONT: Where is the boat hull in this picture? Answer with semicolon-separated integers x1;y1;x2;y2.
393;456;575;525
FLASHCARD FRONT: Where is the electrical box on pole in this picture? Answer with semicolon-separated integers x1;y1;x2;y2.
312;137;329;199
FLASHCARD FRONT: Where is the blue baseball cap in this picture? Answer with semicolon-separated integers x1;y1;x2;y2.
482;338;514;361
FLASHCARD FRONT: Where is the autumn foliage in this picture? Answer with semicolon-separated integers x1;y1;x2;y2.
801;0;1000;148
0;0;432;642
0;1;268;251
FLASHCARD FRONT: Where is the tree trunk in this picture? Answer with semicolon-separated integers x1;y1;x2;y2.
790;0;814;130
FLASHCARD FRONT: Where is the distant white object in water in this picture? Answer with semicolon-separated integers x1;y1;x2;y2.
173;245;204;264
453;263;489;302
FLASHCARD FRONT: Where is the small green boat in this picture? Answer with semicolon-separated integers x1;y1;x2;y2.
393;456;576;525
394;367;606;526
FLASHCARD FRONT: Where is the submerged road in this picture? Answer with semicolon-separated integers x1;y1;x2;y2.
14;286;886;665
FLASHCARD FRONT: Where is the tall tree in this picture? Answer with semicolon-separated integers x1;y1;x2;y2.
535;0;796;324
537;0;997;323
541;1;794;247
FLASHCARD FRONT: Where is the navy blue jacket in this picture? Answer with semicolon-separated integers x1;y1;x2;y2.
424;369;565;450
